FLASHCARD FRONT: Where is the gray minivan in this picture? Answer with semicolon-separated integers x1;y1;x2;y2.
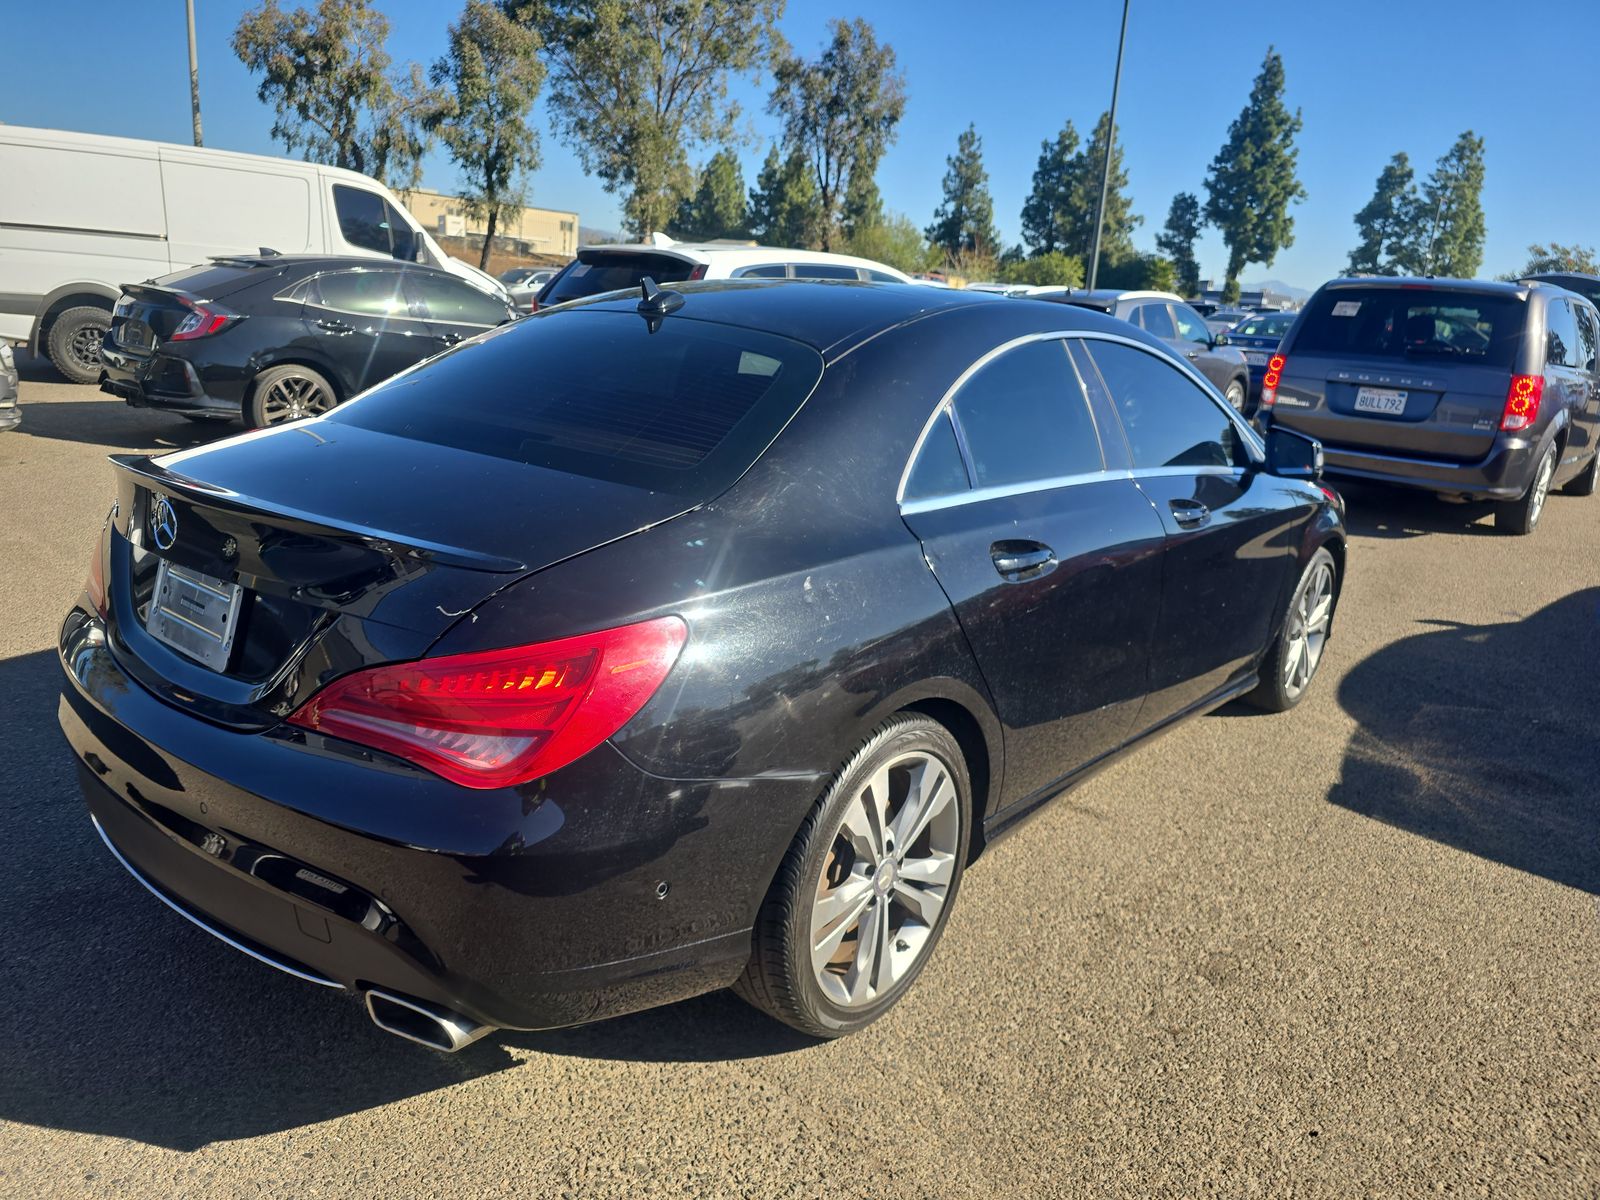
1261;278;1600;534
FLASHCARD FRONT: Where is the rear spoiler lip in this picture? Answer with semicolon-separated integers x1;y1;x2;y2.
109;453;527;574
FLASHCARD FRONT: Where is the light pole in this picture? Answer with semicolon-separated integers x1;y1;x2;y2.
1086;0;1129;290
187;0;203;147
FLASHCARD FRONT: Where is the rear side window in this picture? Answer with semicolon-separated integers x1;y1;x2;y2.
312;269;411;317
1293;287;1525;368
404;272;509;326
949;339;1104;487
328;311;822;494
332;185;416;260
902;411;969;501
1083;340;1243;470
1234;313;1293;338
1546;299;1580;368
866;270;901;283
541;252;697;305
1135;303;1176;338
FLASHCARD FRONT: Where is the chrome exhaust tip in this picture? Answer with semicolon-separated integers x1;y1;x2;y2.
365;989;495;1053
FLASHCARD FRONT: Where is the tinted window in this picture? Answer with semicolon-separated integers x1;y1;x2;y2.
738;265;789;279
1171;303;1210;344
950;339;1103;487
328;311;822;495
1234;312;1294;338
1546;299;1580;368
312;269;411;317
1293;286;1525;368
1135;303;1176;339
866;270;900;283
903;411;969;501
333;185;414;259
1575;305;1599;371
405;272;510;326
1085;340;1241;469
541;251;697;305
792;263;860;281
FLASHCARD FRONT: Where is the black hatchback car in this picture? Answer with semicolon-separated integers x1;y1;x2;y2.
60;280;1345;1050
99;255;515;427
1261;278;1600;534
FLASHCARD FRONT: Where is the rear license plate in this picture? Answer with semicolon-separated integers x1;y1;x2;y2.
1244;350;1270;366
1354;386;1408;416
146;559;244;671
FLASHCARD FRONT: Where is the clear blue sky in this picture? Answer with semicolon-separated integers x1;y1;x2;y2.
2;0;1594;288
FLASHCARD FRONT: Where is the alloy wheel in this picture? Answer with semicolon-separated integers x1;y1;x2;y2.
68;323;104;375
259;374;336;424
1528;448;1555;526
1282;558;1335;701
809;750;961;1009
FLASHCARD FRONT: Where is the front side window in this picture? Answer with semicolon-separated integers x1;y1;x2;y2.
1171;303;1211;344
311;269;411;318
334;185;399;256
1083;340;1243;470
1574;304;1598;371
948;339;1104;488
792;263;860;281
405;273;510;326
737;265;789;279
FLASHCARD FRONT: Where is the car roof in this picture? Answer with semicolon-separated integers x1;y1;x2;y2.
575;240;912;280
1322;276;1532;299
195;253;461;276
562;278;1009;361
1524;271;1600;285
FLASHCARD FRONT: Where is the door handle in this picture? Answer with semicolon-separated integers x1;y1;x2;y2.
439;331;463;346
316;319;353;334
1185;349;1200;359
1169;499;1210;528
990;541;1057;581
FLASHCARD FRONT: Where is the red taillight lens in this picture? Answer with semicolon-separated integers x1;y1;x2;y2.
169;297;239;341
1260;354;1286;408
287;616;688;789
688;264;708;280
1500;374;1544;432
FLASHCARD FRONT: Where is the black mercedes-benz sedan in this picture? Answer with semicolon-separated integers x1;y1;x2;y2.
59;279;1346;1050
98;254;516;428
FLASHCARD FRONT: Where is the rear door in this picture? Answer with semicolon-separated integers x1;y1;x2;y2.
1545;297;1592;475
304;266;433;392
1078;337;1310;724
1271;285;1527;461
1570;304;1600;468
898;337;1168;807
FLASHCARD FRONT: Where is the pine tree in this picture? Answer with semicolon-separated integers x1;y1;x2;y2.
1420;132;1487;278
1155;192;1204;297
1346;152;1421;276
748;144;822;249
1019;121;1079;257
672;149;748;241
1204;47;1306;301
925;124;998;263
1063;111;1139;270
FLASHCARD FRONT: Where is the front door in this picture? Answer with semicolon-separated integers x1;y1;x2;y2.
304;267;435;393
899;337;1168;809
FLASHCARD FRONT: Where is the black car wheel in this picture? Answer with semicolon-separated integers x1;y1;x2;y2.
736;715;971;1038
1495;443;1557;535
1561;449;1599;497
1223;379;1247;412
47;306;111;384
1246;546;1337;713
247;364;338;428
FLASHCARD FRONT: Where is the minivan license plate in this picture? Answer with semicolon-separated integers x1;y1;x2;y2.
1354;386;1407;416
146;559;244;671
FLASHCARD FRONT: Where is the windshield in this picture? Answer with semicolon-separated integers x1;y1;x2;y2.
1292;287;1525;367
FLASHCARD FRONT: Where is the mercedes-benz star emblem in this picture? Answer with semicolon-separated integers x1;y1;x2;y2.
150;495;179;550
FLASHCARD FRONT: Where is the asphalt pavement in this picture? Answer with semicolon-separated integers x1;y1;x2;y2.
0;355;1595;1198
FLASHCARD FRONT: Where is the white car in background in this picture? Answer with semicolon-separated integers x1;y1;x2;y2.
532;235;914;309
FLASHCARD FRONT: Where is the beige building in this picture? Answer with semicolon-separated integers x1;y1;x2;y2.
400;188;578;257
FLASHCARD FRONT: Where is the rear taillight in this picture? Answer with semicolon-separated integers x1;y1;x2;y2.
1260;354;1286;408
287;616;688;789
1500;374;1544;432
688;264;708;280
170;297;240;341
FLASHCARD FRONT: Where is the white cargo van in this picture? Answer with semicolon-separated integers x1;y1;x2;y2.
0;126;504;381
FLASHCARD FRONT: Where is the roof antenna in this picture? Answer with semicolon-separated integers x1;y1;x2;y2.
637;275;684;331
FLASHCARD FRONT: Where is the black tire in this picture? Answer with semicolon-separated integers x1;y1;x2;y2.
1246;546;1338;713
1223;378;1247;413
245;364;338;428
46;305;111;384
735;714;972;1038
1494;442;1557;535
1561;448;1598;497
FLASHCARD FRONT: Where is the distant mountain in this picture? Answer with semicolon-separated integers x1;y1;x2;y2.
579;225;622;246
1243;278;1311;301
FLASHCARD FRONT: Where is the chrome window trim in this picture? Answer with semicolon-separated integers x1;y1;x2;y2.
902;469;1123;515
896;328;1261;511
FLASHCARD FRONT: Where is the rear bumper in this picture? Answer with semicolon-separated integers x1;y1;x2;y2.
0;372;18;431
1266;417;1538;500
98;337;241;418
58;605;791;1032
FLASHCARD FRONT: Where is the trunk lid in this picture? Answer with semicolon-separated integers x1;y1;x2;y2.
104;421;692;730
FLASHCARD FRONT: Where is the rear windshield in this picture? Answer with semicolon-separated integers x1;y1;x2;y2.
1294;287;1525;367
1234;312;1294;338
326;309;823;495
540;251;698;306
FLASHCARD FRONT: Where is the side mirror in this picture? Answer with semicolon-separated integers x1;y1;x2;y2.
1211;331;1229;348
1266;426;1323;480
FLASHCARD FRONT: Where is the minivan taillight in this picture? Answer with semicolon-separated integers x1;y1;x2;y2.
287;616;688;789
1500;374;1544;432
170;298;240;341
1260;354;1286;408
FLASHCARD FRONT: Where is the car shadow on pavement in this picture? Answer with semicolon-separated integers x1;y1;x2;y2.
0;648;810;1152
1329;588;1600;894
15;398;227;452
1336;480;1500;539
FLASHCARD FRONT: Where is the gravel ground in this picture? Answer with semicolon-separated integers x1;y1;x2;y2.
0;355;1595;1199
